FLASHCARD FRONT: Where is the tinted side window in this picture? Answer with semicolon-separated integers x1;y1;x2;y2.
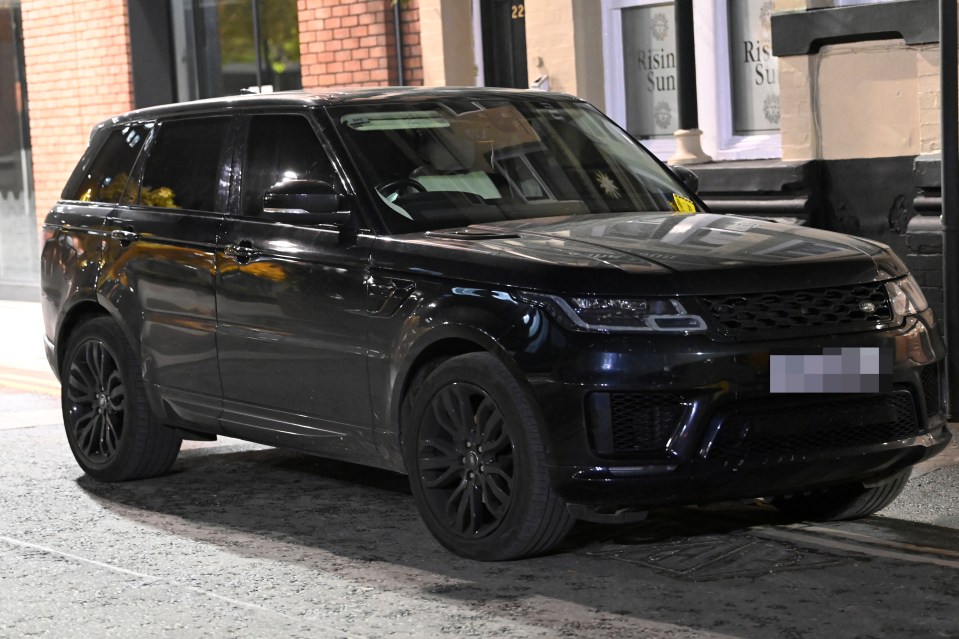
240;114;335;217
138;118;231;211
63;123;152;203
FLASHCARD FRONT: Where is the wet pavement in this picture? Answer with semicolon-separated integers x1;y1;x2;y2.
2;300;958;637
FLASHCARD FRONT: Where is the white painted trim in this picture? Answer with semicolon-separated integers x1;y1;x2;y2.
472;0;484;86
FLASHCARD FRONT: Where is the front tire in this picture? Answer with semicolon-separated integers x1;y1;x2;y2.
773;470;911;521
404;353;573;561
61;317;181;481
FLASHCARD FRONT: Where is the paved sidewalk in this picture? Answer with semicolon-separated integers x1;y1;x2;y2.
0;300;58;395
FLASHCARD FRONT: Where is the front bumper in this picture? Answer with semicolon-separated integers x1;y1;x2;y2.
515;312;949;510
549;425;951;509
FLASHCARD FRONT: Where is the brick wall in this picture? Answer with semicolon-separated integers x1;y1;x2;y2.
298;0;422;89
21;0;135;224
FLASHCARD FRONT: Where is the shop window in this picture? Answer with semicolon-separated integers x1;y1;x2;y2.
727;0;779;136
0;0;37;288
622;3;678;141
604;0;677;158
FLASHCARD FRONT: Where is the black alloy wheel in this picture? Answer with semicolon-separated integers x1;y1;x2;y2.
405;353;574;561
65;338;125;464
417;381;515;539
61;317;181;482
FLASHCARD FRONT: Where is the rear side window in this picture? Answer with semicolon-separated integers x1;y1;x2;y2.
63;123;152;203
137;118;231;211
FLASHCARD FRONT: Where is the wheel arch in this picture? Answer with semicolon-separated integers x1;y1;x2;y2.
54;299;128;376
391;325;535;458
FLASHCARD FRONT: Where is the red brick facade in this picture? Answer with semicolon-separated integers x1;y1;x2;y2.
298;0;422;89
21;0;135;224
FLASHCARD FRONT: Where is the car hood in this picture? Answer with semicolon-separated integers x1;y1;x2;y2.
371;213;907;295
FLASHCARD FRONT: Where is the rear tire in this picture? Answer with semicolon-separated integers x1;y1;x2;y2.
61;317;181;481
773;470;911;521
404;353;574;561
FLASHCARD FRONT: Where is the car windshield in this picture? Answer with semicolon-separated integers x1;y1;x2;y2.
326;97;699;233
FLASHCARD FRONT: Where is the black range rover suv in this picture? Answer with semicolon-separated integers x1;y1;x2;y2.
41;88;950;560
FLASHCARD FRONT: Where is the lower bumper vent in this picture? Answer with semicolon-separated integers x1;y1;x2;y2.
707;389;922;462
586;392;684;457
920;364;942;419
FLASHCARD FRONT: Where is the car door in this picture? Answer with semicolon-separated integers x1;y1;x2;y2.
101;116;234;431
215;111;375;461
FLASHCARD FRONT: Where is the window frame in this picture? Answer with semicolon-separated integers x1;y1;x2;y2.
602;0;783;162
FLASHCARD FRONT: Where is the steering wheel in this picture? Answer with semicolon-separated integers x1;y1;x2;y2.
377;178;426;201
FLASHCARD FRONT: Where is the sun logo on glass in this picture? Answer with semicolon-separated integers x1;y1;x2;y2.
651;13;669;42
594;171;621;199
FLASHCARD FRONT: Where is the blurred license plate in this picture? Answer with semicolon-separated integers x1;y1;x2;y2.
770;347;892;393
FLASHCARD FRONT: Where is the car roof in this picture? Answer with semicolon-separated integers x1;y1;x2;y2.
103;87;585;127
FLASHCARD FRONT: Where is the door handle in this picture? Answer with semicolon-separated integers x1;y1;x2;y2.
224;241;259;263
110;229;139;244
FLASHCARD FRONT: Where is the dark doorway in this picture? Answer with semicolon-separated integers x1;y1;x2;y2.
481;0;528;88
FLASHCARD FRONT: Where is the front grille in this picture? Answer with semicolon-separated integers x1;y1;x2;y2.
920;364;942;418
587;392;684;456
698;282;894;340
707;389;922;462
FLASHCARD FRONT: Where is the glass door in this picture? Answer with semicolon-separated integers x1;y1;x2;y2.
171;0;301;101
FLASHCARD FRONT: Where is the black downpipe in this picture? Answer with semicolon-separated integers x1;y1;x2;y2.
394;2;405;86
941;0;959;417
251;0;264;89
674;0;699;130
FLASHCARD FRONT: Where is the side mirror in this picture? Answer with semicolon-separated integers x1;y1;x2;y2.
671;166;700;194
263;179;349;226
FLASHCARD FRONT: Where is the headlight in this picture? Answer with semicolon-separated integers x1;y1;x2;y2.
517;292;707;333
885;274;929;319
